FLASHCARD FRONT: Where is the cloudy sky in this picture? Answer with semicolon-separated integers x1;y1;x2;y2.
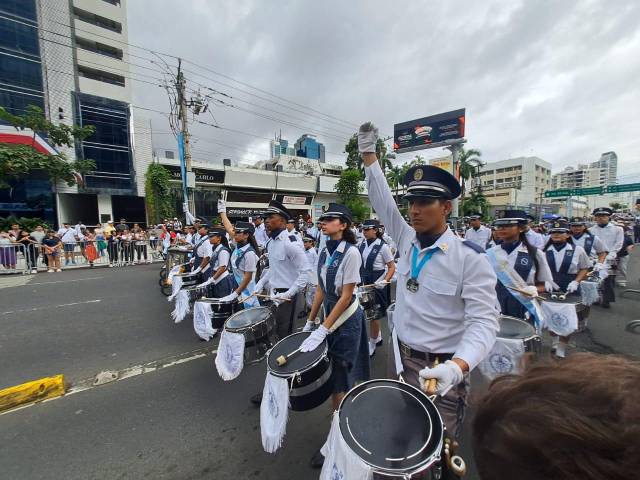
127;0;640;179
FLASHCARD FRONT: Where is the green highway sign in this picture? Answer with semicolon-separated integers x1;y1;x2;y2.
574;186;603;195
605;183;640;194
544;189;572;198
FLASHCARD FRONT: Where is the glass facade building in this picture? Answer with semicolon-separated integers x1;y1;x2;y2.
295;134;325;162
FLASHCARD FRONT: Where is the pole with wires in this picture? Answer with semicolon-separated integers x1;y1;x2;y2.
176;58;195;217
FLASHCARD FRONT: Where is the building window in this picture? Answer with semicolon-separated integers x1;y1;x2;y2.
75;36;123;59
0;0;37;21
165;150;175;159
78;65;125;86
73;7;122;33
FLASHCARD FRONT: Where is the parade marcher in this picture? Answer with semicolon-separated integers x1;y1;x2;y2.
379;224;397;256
358;122;499;439
488;210;554;325
302;235;319;314
301;203;370;468
206;227;235;298
486;226;499;250
189;224;212;279
570;217;607;266
464;213;492;249
253;215;269;250
250;200;311;405
217;202;261;308
286;218;302;242
359;218;396;356
542;220;591;357
588;207;624;308
524;215;545;249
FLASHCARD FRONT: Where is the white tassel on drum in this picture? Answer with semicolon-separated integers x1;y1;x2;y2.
171;288;190;323
215;330;245;381
581;281;600;306
260;372;290;453
478;337;526;380
168;274;183;301
194;301;215;341
320;412;373;480
541;301;578;337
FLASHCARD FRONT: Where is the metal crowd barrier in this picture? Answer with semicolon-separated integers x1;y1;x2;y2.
61;240;164;268
0;243;29;275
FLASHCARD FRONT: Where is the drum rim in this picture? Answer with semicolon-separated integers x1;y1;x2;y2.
194;298;235;305
498;315;539;341
266;331;328;377
224;306;273;333
337;378;444;475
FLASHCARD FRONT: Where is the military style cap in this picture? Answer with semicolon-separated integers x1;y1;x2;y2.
403;165;461;201
362;219;380;230
208;227;226;237
469;212;482;220
234;221;254;234
569;217;587;226
286;218;295;225
593;207;613;216
303;235;315;242
319;203;353;224
548;220;570;233
493;210;529;226
265;200;292;220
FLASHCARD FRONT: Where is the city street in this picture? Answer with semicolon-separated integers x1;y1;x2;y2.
1;254;639;479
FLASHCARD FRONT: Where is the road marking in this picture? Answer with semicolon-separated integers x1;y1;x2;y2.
1;299;102;315
28;276;104;286
0;346;217;416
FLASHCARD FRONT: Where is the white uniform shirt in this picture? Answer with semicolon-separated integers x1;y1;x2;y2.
382;232;397;255
525;229;545;249
489;242;554;285
572;233;606;262
57;228;76;244
195;238;212;272
365;162;499;369
318;241;361;297
544;243;591;274
254;223;269;248
588;223;624;254
464;225;492;249
210;244;230;283
232;244;258;276
360;239;394;271
260;229;310;294
287;228;302;243
304;246;319;284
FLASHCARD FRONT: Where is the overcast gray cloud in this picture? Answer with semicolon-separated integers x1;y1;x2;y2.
127;0;640;177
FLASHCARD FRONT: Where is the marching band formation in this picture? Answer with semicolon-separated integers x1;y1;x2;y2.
160;122;636;479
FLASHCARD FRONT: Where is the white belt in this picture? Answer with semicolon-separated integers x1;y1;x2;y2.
323;299;360;333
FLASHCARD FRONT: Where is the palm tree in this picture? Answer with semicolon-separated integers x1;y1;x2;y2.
457;147;483;209
386;165;404;205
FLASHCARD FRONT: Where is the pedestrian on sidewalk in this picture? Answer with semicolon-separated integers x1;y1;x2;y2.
57;223;77;266
29;225;46;269
17;231;40;273
0;231;17;270
42;231;62;272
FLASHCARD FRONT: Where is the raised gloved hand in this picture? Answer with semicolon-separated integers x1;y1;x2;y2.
271;292;290;307
300;325;329;352
219;291;238;303
521;285;539;297
374;280;387;290
566;281;579;293
357;122;378;154
217;199;226;214
302;320;315;332
418;360;464;396
544;281;560;293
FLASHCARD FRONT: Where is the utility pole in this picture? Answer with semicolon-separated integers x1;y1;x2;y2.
176;58;195;216
448;143;461;222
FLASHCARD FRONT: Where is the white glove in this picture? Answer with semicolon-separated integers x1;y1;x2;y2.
300;325;329;352
217;199;226;214
302;320;315;332
566;281;579;293
606;252;617;261
418;360;464;396
544;281;560;293
192;266;202;274
357;122;378;154
374;280;387;290
219;291;238;302
522;285;539;297
253;278;266;295
271;292;290;307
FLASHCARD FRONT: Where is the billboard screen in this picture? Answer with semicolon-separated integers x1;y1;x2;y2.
393;109;465;153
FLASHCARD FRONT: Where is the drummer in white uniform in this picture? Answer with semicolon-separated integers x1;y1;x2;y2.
359;122;499;438
302;234;319;314
464;213;492;249
588;207;624;308
570;217;607;265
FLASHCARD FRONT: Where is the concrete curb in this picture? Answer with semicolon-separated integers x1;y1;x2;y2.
0;375;66;412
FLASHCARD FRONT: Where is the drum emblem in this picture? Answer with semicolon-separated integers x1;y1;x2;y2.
331;464;344;480
520;257;529;266
224;342;235;365
267;387;280;419
489;353;514;374
551;312;569;328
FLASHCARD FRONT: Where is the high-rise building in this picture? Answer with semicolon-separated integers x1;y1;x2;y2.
269;138;289;158
551;152;618;190
295;134;325;163
590;151;617;185
0;0;150;226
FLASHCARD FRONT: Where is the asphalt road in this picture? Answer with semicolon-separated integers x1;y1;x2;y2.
1;252;639;479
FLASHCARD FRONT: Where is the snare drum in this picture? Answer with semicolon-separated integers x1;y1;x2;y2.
498;315;540;354
358;285;381;321
195;298;237;329
173;272;199;288
267;332;333;411
336;379;444;477
225;307;276;364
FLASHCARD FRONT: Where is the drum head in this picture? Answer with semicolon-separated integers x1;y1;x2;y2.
225;306;272;331
498;315;536;339
338;380;443;473
267;332;327;377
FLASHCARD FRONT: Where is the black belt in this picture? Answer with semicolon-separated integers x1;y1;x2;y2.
398;341;453;362
274;288;289;294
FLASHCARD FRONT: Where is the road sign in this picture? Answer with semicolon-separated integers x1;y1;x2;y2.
605;183;640;194
544;189;572;198
544;186;603;197
573;186;603;195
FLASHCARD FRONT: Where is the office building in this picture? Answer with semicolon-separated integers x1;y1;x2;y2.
591;151;617;185
477;156;552;216
295;134;325;163
551;152;618;190
0;0;151;227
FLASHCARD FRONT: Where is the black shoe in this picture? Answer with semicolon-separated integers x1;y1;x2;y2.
376;337;383;347
250;393;262;406
309;449;325;469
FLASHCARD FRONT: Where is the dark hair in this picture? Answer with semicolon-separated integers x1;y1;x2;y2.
519;231;540;284
473;353;640;480
543;232;573;252
342;221;357;245
238;230;259;252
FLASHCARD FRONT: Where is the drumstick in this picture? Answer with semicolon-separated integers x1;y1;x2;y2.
505;285;548;301
255;293;292;302
360;280;391;289
425;357;439;396
275;346;303;366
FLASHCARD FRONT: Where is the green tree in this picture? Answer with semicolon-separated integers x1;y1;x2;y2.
386;165;404;205
335;168;369;222
609;201;626;211
344;133;392;177
0;106;95;188
145;163;176;224
462;190;490;217
457;147;483;212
